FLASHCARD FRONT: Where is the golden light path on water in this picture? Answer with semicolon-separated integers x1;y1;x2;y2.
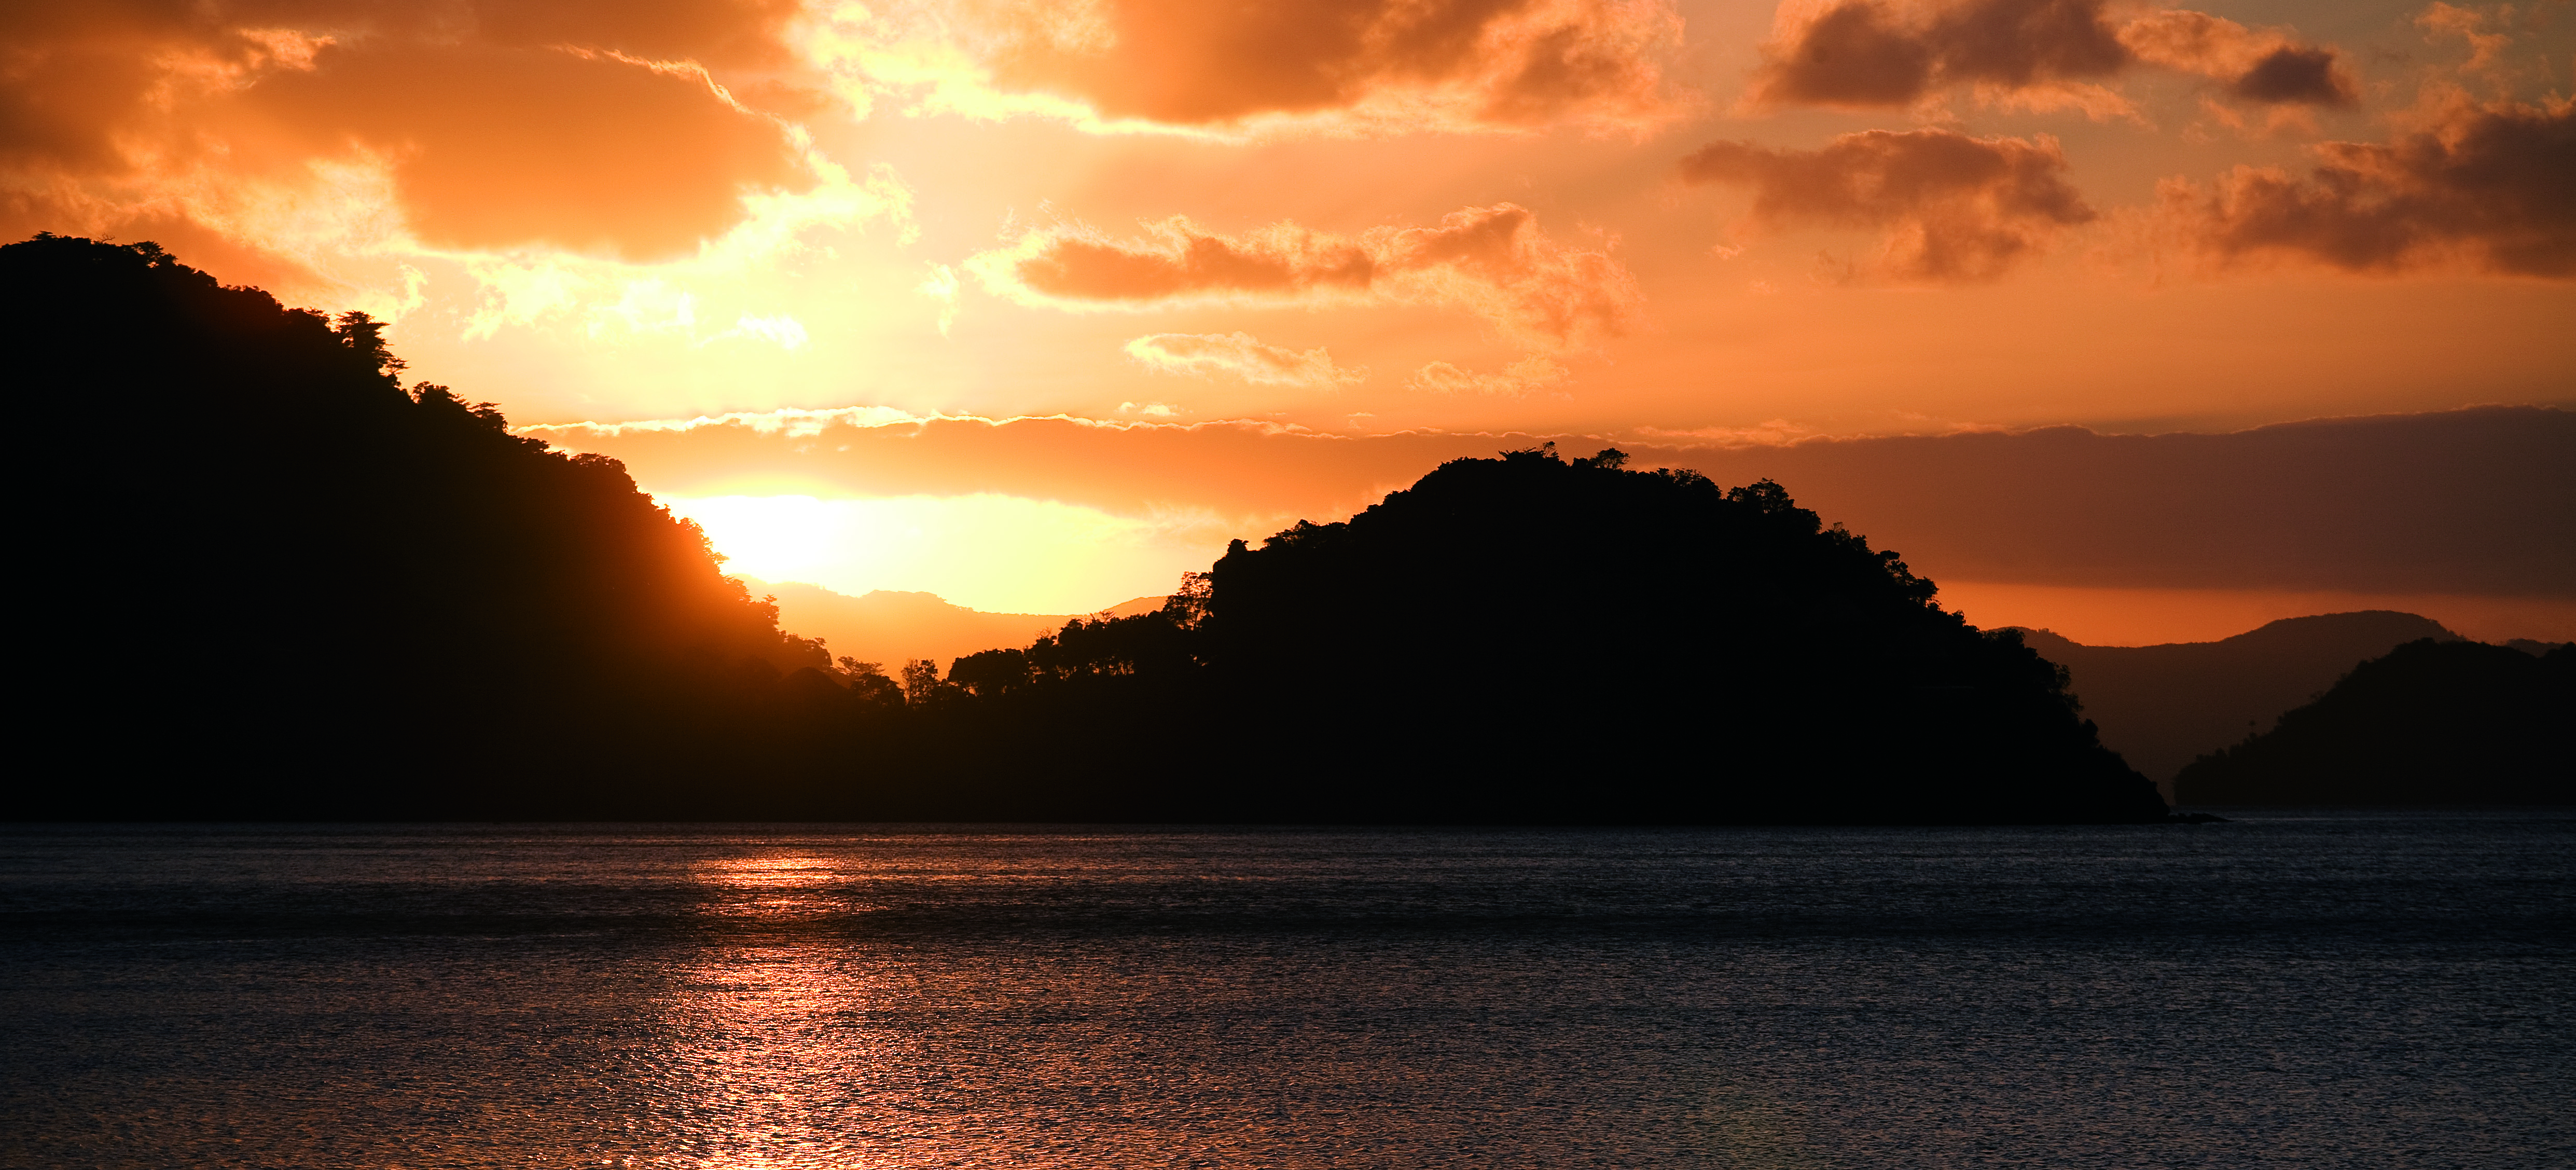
649;849;1220;1170
636;843;1810;1169
652;855;891;1169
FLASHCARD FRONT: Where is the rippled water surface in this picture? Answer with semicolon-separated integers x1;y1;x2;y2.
3;817;2570;1168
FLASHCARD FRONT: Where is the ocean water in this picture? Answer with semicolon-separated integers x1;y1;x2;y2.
2;817;2569;1169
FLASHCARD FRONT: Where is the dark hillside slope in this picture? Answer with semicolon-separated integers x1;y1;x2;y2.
2175;640;2572;805
2017;612;2459;787
4;236;833;814
923;448;2170;823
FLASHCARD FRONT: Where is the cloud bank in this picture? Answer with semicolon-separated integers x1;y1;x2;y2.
531;406;2576;598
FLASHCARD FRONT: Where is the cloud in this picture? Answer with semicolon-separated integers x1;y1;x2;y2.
969;204;1646;348
1631;419;1824;447
2416;3;2511;76
0;1;844;281
917;263;960;334
1751;0;2123;111
725;312;809;349
812;0;1688;135
526;404;931;438
2225;47;2357;107
988;220;1377;303
1678;128;2094;281
1407;356;1569;396
1654;406;2576;597
1750;0;2354;115
239;43;813;260
1124;332;1364;387
531;405;2576;597
2117;11;2355;106
2157;96;2576;277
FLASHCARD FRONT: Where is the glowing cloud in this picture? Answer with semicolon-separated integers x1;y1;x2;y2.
969;204;1645;348
0;7;829;261
1124;332;1364;387
1408;357;1570;397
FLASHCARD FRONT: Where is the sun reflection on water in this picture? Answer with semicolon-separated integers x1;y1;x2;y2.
644;854;897;1169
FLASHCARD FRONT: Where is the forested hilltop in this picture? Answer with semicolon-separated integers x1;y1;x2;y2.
912;446;2168;822
6;236;2166;823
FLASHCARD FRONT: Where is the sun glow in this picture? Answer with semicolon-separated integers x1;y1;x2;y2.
668;493;1228;614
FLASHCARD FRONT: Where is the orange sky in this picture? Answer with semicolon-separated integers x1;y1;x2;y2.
6;0;2570;642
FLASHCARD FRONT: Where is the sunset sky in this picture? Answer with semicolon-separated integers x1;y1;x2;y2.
9;0;2570;641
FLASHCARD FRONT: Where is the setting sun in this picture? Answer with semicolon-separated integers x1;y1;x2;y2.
670;492;1221;613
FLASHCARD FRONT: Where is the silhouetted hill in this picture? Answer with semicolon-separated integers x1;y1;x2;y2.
2015;612;2460;793
3;237;2170;823
747;579;1165;669
2176;640;2573;806
5;235;836;815
916;447;2171;823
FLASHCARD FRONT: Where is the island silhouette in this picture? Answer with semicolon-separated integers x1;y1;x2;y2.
3;233;2404;823
2177;638;2572;806
897;445;2168;823
2015;612;2463;796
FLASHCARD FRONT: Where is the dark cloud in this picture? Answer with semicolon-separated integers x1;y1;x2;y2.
1754;3;1935;107
1752;0;2354;112
1677;128;2093;281
1753;0;2128;108
2171;98;2576;277
2228;46;2357;106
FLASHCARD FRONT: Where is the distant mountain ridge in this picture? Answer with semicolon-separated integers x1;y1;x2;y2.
2015;612;2460;795
745;580;1166;669
2177;639;2572;805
